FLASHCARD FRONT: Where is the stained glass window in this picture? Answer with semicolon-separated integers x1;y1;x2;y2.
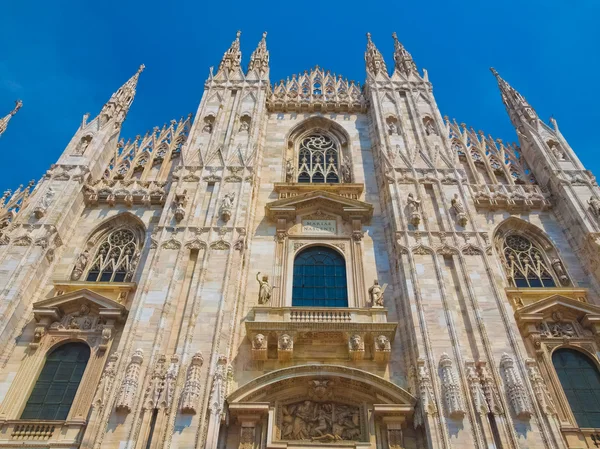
297;134;340;183
292;246;348;307
553;349;600;428
86;228;138;283
502;234;556;288
21;343;90;421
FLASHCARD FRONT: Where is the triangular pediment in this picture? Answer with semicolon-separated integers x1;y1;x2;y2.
33;288;127;322
516;294;600;321
266;189;373;223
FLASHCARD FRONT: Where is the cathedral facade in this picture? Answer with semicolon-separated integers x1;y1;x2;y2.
0;31;600;449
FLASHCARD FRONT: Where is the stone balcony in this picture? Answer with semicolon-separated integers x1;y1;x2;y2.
245;307;397;362
0;420;85;447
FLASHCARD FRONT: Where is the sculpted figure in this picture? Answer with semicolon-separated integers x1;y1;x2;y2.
239;121;250;132
71;249;90;280
589;196;600;217
252;333;266;350
407;193;421;213
375;335;390;351
256;272;272;305
279;333;292;350
451;193;465;214
341;158;352;183
285;159;295;182
221;192;235;210
368;279;387;307
425;120;436;136
388;121;398;135
349;334;362;351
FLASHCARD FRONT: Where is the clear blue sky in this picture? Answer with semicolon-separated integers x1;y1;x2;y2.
1;0;598;191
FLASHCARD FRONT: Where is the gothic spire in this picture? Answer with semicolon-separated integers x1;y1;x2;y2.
0;100;22;138
392;32;417;76
490;68;537;124
218;31;242;76
99;64;145;126
365;33;387;76
248;31;269;76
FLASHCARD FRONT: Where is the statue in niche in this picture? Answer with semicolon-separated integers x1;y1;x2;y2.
549;142;565;161
256;272;272;305
220;192;235;222
451;194;468;227
202;120;213;133
551;258;569;286
368;279;387;307
280;400;361;442
285;159;295;182
425;120;437;136
407;193;421;226
71;249;90;280
341;158;352;183
239;120;250;132
588;196;600;217
388;121;398;135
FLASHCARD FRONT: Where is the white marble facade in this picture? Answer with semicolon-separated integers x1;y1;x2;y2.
0;31;600;449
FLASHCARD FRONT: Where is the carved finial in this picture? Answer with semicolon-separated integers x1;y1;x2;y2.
392;32;417;76
0;100;23;137
138;64;145;74
365;32;387;76
218;30;243;75
248;30;269;75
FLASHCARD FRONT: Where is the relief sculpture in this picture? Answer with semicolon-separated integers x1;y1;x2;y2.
280;400;362;442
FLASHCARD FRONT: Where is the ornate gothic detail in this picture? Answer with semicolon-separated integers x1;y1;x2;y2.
208;355;230;416
99;65;144;126
297;134;340;183
365;33;387;76
145;354;166;410
217;31;242;76
84;227;141;282
162;238;181;250
279;400;363;442
348;334;365;361
0;100;22;137
33;186;55;219
220;193;235;222
502;234;557;288
536;311;577;338
406;193;421;226
278;333;294;361
159;354;179;410
248;32;269;75
70;249;90;280
373;335;391;363
181;351;204;414
256;272;272;305
413;358;438;427
368;279;387;307
392;32;417;76
439;353;465;419
462;244;482;256
251;333;268;361
499;353;532;419
210;239;230;250
465;361;489;415
525;358;556;415
450;194;468;227
173;188;187;223
293;242;306;252
93;353;119;408
116;348;144;412
269;67;365;113
478;362;504;415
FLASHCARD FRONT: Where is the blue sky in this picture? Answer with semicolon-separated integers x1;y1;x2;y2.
1;0;599;191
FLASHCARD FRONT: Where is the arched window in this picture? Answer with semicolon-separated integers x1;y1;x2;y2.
292;246;348;307
21;343;90;420
86;227;139;282
553;349;600;428
502;234;556;288
297;134;340;183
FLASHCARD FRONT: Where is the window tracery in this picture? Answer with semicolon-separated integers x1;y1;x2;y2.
297;134;340;183
83;227;142;283
502;234;556;288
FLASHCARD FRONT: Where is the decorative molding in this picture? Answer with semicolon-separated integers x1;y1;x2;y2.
499;353;532;419
439;353;465;419
116;349;144;412
181;352;204;414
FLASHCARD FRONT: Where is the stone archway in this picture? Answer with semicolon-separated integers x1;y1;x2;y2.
227;365;415;449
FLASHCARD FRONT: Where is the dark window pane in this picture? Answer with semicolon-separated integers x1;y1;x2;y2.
553;349;600;429
21;343;90;421
292;246;348;307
